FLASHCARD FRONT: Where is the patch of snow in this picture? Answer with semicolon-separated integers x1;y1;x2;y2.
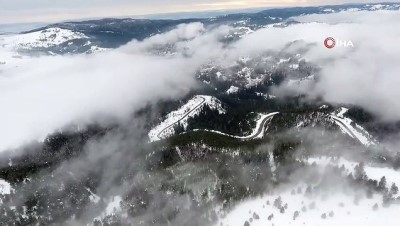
226;86;239;94
336;107;349;117
236;66;261;88
278;58;291;64
0;179;11;195
87;45;109;54
86;188;101;204
230;26;254;38
346;8;360;12
322;8;335;13
92;195;122;222
297;121;305;128
264;22;285;28
256;92;276;99
371;4;384;10
234;20;248;26
104;196;122;216
290;63;299;69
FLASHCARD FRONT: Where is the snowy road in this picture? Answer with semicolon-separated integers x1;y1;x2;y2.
331;116;358;139
156;96;206;140
193;112;279;140
246;113;278;139
330;107;376;147
149;95;279;142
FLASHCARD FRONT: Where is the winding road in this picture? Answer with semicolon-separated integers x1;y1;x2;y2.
160;110;279;141
243;113;278;140
222;112;280;140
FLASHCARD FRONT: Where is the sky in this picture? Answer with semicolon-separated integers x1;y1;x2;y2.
0;0;393;24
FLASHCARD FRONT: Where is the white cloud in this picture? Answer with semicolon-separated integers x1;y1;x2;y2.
234;10;400;122
0;23;218;151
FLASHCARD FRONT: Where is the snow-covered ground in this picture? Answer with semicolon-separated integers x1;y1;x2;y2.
148;95;226;142
307;156;400;193
331;107;376;147
217;155;400;226
216;186;399;226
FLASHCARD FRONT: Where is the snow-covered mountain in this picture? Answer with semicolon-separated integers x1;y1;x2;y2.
1;27;108;55
1;2;399;55
5;28;88;49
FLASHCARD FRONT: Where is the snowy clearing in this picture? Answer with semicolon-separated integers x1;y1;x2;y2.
217;186;400;226
218;156;400;226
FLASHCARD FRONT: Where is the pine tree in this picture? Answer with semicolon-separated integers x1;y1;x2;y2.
390;183;398;195
378;176;387;192
354;163;367;182
372;203;378;211
274;196;282;209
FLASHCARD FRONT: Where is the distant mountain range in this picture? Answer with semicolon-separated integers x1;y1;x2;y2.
1;2;399;55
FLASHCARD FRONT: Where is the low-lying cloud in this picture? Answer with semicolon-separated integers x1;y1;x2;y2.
235;10;400;122
0;23;222;152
